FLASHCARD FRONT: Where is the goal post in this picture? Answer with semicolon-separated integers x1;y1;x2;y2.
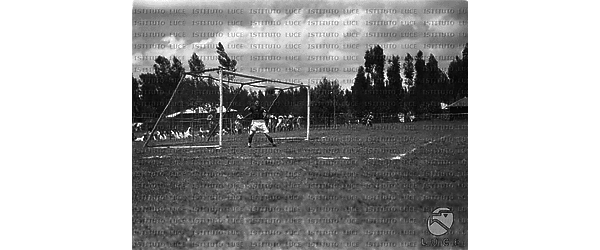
218;67;223;148
306;84;310;141
142;67;311;148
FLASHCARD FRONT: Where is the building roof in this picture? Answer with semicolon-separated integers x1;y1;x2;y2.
448;97;468;108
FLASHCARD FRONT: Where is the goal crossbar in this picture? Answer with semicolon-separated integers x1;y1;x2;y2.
190;73;300;90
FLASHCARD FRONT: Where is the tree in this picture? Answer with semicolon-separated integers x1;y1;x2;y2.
364;45;386;91
188;52;205;72
386;55;403;113
216;42;238;84
153;55;171;76
402;53;415;90
170;57;185;77
411;50;427;113
138;72;163;116
364;45;386;113
415;53;451;113
426;53;438;77
132;76;142;119
157;56;186;112
311;77;344;126
351;66;368;114
448;44;468;100
459;44;468;97
257;90;265;106
216;42;237;71
138;54;222;118
413;50;425;89
344;89;352;114
187;53;205;94
150;55;181;95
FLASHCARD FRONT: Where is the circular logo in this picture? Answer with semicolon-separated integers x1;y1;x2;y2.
427;207;454;236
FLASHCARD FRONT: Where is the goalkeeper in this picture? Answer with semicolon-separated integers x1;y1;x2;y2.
244;100;276;148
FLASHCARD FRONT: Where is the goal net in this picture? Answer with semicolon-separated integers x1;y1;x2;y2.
142;67;310;149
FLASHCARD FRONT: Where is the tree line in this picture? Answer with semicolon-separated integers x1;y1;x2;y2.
349;44;468;115
132;43;467;122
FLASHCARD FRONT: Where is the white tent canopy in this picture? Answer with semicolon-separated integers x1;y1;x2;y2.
166;106;238;118
214;106;237;113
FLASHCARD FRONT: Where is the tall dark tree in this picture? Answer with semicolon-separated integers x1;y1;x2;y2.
153;56;182;91
386;55;403;113
132;76;142;119
364;45;386;91
138;72;163;116
343;89;353;115
410;50;427;113
428;53;451;101
448;44;468;100
402;53;415;90
188;52;205;72
416;53;450;112
387;55;402;90
363;45;386;114
216;42;238;84
426;53;438;75
138;55;221;118
351;66;368;114
312;77;344;126
257;90;265;106
171;57;185;77
413;50;426;89
153;55;171;76
216;42;237;71
460;44;468;97
187;53;205;90
150;56;181;95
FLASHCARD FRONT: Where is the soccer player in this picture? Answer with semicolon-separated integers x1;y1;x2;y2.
296;116;303;129
398;113;405;123
234;114;244;134
407;111;415;122
287;114;294;131
244;100;276;148
366;112;374;127
207;110;215;129
268;115;277;131
276;115;284;132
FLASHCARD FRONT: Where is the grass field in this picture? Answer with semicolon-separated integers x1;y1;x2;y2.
133;119;468;249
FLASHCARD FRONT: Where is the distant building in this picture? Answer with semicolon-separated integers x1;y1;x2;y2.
446;97;467;114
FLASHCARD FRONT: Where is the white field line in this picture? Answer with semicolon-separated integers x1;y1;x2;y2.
140;135;449;161
273;137;305;140
149;145;220;149
368;135;449;161
142;155;168;159
141;155;353;160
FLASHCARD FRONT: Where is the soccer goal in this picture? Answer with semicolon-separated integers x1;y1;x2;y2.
142;67;311;148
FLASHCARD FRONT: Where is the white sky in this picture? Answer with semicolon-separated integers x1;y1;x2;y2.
132;0;468;89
